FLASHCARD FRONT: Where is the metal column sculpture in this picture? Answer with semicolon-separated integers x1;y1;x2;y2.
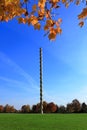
40;48;43;114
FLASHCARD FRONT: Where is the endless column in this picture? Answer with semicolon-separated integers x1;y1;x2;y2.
40;48;43;114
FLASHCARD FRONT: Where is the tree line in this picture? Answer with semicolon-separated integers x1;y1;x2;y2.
0;99;87;113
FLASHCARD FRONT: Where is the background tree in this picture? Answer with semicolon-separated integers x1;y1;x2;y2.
81;102;87;113
32;104;37;113
43;101;48;113
72;99;81;113
4;104;16;113
4;104;11;113
21;105;30;113
1;99;87;113
0;0;87;40
66;99;81;113
0;105;4;113
46;102;58;113
58;105;66;113
32;103;41;113
9;106;16;113
32;101;48;113
66;103;74;113
31;101;57;113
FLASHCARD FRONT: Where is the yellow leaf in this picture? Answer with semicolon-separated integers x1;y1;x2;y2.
45;10;51;19
55;21;60;27
32;4;37;11
50;0;59;2
76;0;80;5
78;8;87;19
55;27;62;34
27;18;31;25
62;0;66;3
44;25;49;30
34;23;41;30
58;18;62;23
18;17;26;24
29;15;38;25
46;19;54;27
5;0;13;3
21;9;26;14
38;2;45;8
0;16;2;21
24;0;28;3
79;21;84;27
31;19;38;25
65;2;69;8
48;32;56;40
38;10;45;20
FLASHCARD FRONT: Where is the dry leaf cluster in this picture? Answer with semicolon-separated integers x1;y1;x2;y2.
0;0;87;40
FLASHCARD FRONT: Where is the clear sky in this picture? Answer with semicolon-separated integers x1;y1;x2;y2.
0;3;87;109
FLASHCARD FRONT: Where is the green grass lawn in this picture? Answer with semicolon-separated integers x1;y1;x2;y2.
0;113;87;130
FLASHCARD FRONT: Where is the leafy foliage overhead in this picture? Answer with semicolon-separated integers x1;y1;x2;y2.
0;0;87;40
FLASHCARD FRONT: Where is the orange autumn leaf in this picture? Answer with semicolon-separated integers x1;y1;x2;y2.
48;32;56;40
34;23;41;30
18;17;25;23
55;27;62;34
65;2;69;8
30;16;38;25
32;4;37;11
79;21;84;27
76;0;80;5
44;25;49;30
62;0;66;3
58;18;62;23
24;0;28;3
78;8;87;19
46;19;54;27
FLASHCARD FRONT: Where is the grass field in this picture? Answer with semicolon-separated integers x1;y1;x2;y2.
0;113;87;130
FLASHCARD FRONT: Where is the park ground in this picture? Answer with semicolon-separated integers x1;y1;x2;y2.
0;113;87;130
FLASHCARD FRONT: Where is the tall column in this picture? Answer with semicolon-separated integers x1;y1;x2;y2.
40;48;43;114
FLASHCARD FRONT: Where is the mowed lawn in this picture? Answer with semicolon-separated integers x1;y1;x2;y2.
0;114;87;130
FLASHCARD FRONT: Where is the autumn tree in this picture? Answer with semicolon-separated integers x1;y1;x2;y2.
32;101;48;113
4;104;11;113
0;105;4;113
66;103;74;113
32;102;47;113
35;103;41;113
72;99;81;113
31;101;58;113
66;99;81;113
43;101;48;113
81;102;87;113
21;105;30;113
4;104;16;113
0;0;87;40
46;102;58;113
58;105;66;113
32;104;37;113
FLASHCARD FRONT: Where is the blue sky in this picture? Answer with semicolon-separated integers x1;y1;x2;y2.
0;3;87;109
